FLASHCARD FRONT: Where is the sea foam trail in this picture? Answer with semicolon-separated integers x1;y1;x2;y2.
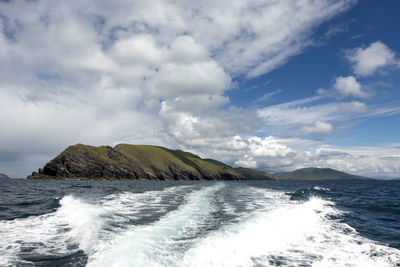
182;192;400;267
87;183;225;267
58;195;106;252
100;185;191;225
1;183;399;267
0;195;104;266
0;185;192;266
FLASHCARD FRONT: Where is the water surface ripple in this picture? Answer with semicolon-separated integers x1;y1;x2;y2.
0;179;399;266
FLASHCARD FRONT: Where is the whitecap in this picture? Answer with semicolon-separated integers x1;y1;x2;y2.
86;183;225;267
182;193;400;267
0;195;105;266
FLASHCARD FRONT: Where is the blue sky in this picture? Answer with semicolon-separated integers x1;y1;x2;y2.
229;0;400;146
0;0;399;178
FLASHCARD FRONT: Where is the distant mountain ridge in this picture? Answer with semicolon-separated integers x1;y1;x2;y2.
28;144;274;180
275;167;371;180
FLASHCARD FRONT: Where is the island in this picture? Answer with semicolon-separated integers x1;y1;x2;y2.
28;144;275;180
274;167;370;180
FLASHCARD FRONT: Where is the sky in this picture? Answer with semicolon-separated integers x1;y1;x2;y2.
0;0;399;178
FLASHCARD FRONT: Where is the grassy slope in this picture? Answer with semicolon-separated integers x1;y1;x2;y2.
234;167;275;180
115;144;242;179
275;167;370;180
115;144;198;174
69;144;133;167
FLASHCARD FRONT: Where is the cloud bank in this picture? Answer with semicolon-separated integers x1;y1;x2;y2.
1;0;399;178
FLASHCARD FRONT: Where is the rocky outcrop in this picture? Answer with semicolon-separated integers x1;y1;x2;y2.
30;145;148;180
28;144;275;180
0;173;9;179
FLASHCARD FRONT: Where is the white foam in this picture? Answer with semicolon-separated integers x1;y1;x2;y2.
0;185;190;266
100;186;191;222
313;186;330;191
58;195;106;251
182;194;400;267
0;195;105;266
218;186;287;220
1;184;399;267
86;183;225;267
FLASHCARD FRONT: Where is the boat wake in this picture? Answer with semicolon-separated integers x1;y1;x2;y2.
0;183;399;266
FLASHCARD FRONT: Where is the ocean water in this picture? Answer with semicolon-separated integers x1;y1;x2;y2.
0;179;399;267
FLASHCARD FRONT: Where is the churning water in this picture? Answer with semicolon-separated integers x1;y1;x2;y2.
0;179;399;266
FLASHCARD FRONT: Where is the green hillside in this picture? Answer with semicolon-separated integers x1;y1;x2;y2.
28;144;274;180
275;167;370;180
234;167;275;180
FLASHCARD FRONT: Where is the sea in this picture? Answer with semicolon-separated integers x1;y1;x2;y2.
0;179;399;267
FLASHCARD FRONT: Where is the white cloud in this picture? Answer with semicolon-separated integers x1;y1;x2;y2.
159;97;261;148
169;36;210;63
345;41;399;76
257;96;399;135
235;155;257;169
248;136;294;157
152;60;230;98
196;135;400;178
252;89;282;104
200;0;357;77
109;34;166;66
256;96;344;132
334;76;369;98
300;121;333;134
2;0;398;179
338;101;368;113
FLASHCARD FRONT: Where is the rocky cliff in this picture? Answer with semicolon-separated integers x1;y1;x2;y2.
0;173;9;179
28;144;275;180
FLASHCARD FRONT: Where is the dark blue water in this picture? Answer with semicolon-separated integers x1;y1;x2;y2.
0;179;399;266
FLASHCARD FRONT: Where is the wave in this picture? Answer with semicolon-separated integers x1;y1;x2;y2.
182;195;400;266
0;195;105;266
86;183;225;266
83;184;400;266
0;184;197;266
1;183;399;266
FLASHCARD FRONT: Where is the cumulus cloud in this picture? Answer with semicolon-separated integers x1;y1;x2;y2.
235;155;257;169
2;0;398;179
159;97;261;148
333;76;369;98
300;121;333;134
200;135;400;178
345;41;399;76
109;34;166;66
0;0;359;177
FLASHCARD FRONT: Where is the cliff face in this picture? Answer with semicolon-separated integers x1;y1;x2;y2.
0;173;9;179
28;144;274;180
